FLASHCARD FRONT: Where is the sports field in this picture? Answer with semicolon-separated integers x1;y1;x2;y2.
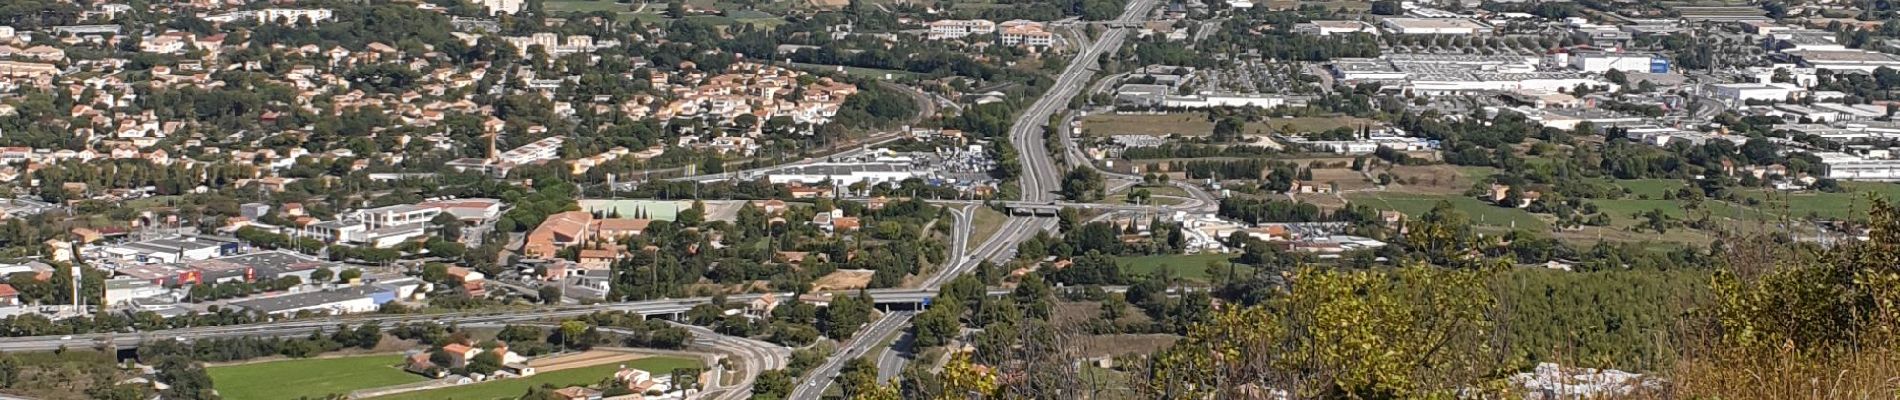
209;354;424;400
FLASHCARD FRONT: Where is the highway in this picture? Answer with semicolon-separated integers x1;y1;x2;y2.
667;323;791;400
0;2;1177;398
0;290;957;353
671;81;934;183
789;0;1164;397
785;311;915;400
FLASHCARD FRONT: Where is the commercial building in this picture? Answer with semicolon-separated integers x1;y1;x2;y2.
1784;49;1900;73
766;163;921;187
230;285;393;316
1817;152;1900;181
1280;135;1435;154
1114;84;1174;107
1160;93;1287;109
186;251;330;284
1380;18;1493;35
101;236;243;264
1329;59;1408;81
104;278;172;305
1564;51;1665;73
1707;83;1805;105
1295;20;1378;36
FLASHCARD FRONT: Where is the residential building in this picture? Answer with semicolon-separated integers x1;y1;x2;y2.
204;9;335;24
999;20;1055;47
927;19;996;40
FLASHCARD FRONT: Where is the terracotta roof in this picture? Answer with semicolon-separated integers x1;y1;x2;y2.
442;343;475;356
593;218;651;233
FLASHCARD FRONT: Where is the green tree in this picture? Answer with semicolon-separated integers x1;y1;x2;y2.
1146;266;1505;398
558;320;590;351
1059;166;1105;202
820;292;874;339
1212;116;1245;142
468;351;503;374
911;304;961;348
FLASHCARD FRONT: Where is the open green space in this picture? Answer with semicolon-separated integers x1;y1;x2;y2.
1102;193;1186;206
1611;179;1685;199
1079;364;1140;399
1731;182;1900;220
1117;253;1246;283
1256;116;1379;135
369;357;701;400
785;62;919;80
209;354;425;400
1078;113;1377;138
1347;192;1548;231
967;207;1006;252
543;0;638;13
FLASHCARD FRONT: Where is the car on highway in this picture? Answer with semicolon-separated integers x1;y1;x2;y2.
59;335;72;340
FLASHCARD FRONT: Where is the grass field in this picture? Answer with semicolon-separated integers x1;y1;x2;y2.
210;354;424;400
967;207;1006;252
785;62;918;80
543;0;637;13
1733;182;1900;220
1078;113;1376;137
1257;116;1378;134
369;357;701;400
1117;253;1246;283
1079;114;1212;136
1349;192;1548;231
1102;193;1186;206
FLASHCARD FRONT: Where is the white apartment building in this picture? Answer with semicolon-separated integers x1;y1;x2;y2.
140;36;186;54
478;0;525;15
499;136;564;166
354;204;442;229
205;9;335;24
503;33;610;56
927;19;996;40
999;20;1055;47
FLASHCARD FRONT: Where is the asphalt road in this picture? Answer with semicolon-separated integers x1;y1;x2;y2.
789;0;1165;396
0;4;1182;396
666;323;792;400
784;311;915;400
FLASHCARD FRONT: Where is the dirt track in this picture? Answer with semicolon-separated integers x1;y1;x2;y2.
527;350;647;373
